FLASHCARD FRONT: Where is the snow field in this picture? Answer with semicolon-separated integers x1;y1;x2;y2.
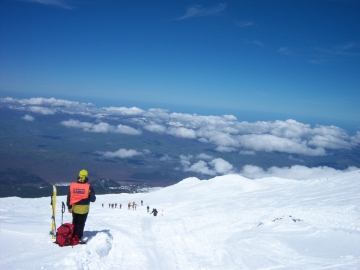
0;171;359;269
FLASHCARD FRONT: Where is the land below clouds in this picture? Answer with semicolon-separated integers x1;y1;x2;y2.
0;106;359;198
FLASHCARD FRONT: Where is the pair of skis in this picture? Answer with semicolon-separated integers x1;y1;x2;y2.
50;184;66;238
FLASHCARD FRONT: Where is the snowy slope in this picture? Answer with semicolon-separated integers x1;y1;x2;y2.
0;171;359;270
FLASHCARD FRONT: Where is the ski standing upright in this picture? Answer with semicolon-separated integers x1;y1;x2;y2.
50;184;57;239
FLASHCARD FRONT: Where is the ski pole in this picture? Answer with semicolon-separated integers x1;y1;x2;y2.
61;202;65;225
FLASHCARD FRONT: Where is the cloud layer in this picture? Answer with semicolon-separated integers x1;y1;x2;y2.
2;97;359;158
2;97;359;178
179;154;358;180
239;164;358;180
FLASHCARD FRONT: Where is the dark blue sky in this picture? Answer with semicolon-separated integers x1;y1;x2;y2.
1;0;359;131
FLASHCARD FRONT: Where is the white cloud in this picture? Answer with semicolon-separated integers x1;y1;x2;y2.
351;132;360;145
56;101;358;157
168;121;185;127
210;158;234;174
196;153;213;160
160;154;171;161
2;97;85;107
143;108;169;119
104;107;144;115
237;134;326;156
2;96;359;157
90;122;114;133
180;154;192;159
114;124;142;135
21;0;73;9
222;115;237;121
143;124;167;133
237;21;254;27
180;156;235;176
61;119;93;129
28;106;55;115
54;105;360;156
313;125;349;136
240;165;358;180
179;155;193;168
308;134;351;150
96;148;142;159
167;127;196;139
239;150;256;155
288;155;304;162
197;130;239;148
0;97;16;103
1;97;94;119
269;119;312;139
185;160;217;175
198;138;209;143
215;146;237;152
61;119;141;135
22;114;35;121
219;126;239;134
177;3;226;20
180;154;193;161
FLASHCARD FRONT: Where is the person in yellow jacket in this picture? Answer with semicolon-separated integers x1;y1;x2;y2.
67;169;96;243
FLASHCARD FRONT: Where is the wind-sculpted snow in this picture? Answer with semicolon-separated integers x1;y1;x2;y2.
0;171;359;269
59;230;113;269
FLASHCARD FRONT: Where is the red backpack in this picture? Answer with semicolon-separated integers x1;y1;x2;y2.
55;223;74;247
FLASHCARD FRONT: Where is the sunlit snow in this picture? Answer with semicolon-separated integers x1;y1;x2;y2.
1;171;359;269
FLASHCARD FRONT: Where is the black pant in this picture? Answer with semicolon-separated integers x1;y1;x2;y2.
72;212;88;239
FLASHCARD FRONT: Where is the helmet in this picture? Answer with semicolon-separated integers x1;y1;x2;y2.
78;169;88;182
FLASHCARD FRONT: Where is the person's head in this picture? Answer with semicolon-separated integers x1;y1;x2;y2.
78;169;88;183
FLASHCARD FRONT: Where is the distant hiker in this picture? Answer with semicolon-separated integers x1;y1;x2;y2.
102;204;104;208
147;206;150;212
115;203;117;208
109;203;111;208
120;204;122;209
141;200;143;206
67;169;96;244
150;208;158;216
128;202;131;210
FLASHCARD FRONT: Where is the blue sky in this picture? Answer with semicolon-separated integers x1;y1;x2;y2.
1;0;359;132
